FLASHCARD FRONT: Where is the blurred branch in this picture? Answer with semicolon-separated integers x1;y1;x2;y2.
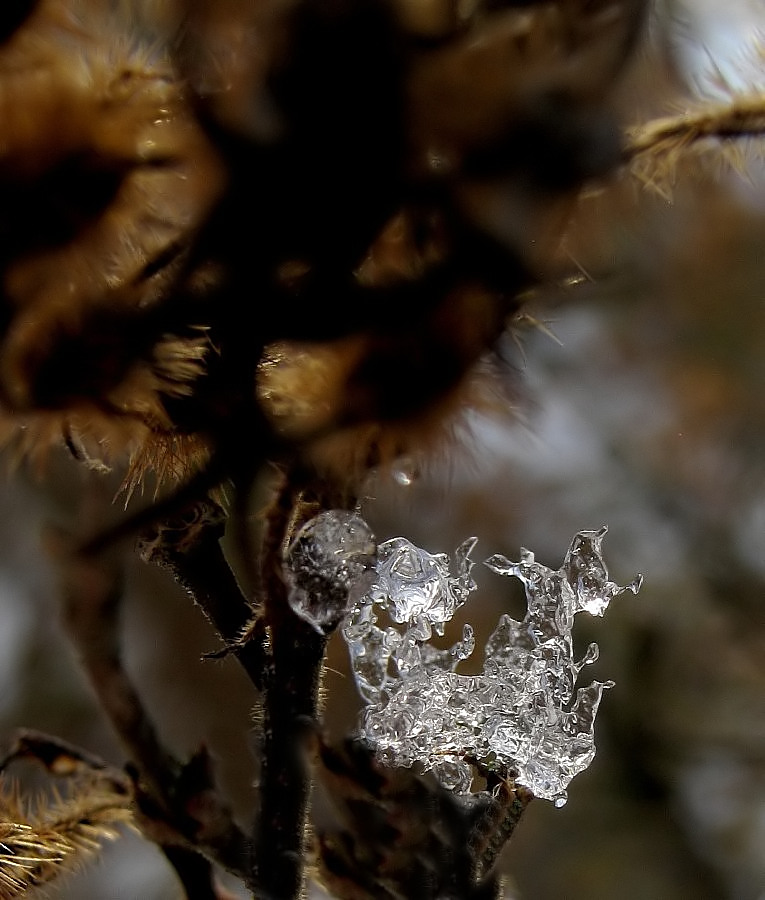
0;728;130;781
316;740;505;900
44;483;251;895
625;93;765;191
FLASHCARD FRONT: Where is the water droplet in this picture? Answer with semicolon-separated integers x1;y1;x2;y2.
392;459;418;486
285;510;376;634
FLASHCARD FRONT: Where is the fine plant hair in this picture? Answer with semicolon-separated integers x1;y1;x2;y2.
0;1;763;898
0;732;134;898
626;93;765;196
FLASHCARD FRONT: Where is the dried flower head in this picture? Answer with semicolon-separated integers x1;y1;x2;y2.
0;0;648;501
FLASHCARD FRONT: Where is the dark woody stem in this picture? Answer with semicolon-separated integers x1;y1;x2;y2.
136;496;270;691
253;469;350;900
47;482;250;893
136;471;348;898
469;771;534;882
163;847;222;900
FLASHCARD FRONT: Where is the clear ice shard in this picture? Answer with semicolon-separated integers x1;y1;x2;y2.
284;510;377;634
341;524;642;804
342;536;478;704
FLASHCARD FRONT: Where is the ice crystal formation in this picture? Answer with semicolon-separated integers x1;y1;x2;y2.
341;525;642;805
284;510;378;634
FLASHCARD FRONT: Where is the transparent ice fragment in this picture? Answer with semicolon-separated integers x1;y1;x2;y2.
371;536;477;628
345;624;392;703
284;510;376;634
451;624;475;662
564;527;643;615
341;526;641;805
432;755;473;793
342;535;478;703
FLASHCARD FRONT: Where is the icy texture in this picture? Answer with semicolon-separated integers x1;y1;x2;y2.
342;536;478;703
284;511;377;634
342;525;642;804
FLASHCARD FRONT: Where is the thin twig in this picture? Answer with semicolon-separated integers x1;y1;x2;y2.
624;92;765;192
0;729;129;783
626;94;765;158
468;772;534;882
136;495;270;691
44;483;251;891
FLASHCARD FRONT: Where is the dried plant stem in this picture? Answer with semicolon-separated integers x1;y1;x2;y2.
0;729;129;779
624;93;765;189
80;458;233;558
254;469;348;900
0;794;131;899
256;618;326;900
46;483;250;892
162;847;220;900
628;94;765;154
136;496;269;690
468;776;534;882
50;529;179;805
0;731;134;899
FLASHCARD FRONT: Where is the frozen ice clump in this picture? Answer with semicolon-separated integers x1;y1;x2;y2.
342;525;642;805
342;536;478;704
371;536;477;632
284;511;377;634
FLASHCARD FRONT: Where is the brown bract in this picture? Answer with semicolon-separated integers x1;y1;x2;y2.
0;0;645;492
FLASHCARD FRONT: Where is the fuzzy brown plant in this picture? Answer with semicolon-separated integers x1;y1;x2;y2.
0;779;133;898
0;0;223;500
625;92;765;196
0;0;650;501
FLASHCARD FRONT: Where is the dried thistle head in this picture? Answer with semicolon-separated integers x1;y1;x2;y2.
0;0;647;498
0;0;222;395
0;0;223;487
179;0;647;488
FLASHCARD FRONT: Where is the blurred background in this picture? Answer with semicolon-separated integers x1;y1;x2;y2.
2;1;765;897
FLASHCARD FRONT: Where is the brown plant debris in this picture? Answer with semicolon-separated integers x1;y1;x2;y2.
625;93;765;196
0;775;133;898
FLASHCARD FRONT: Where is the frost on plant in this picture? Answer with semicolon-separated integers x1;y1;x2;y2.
284;510;377;634
340;524;642;805
342;536;478;705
